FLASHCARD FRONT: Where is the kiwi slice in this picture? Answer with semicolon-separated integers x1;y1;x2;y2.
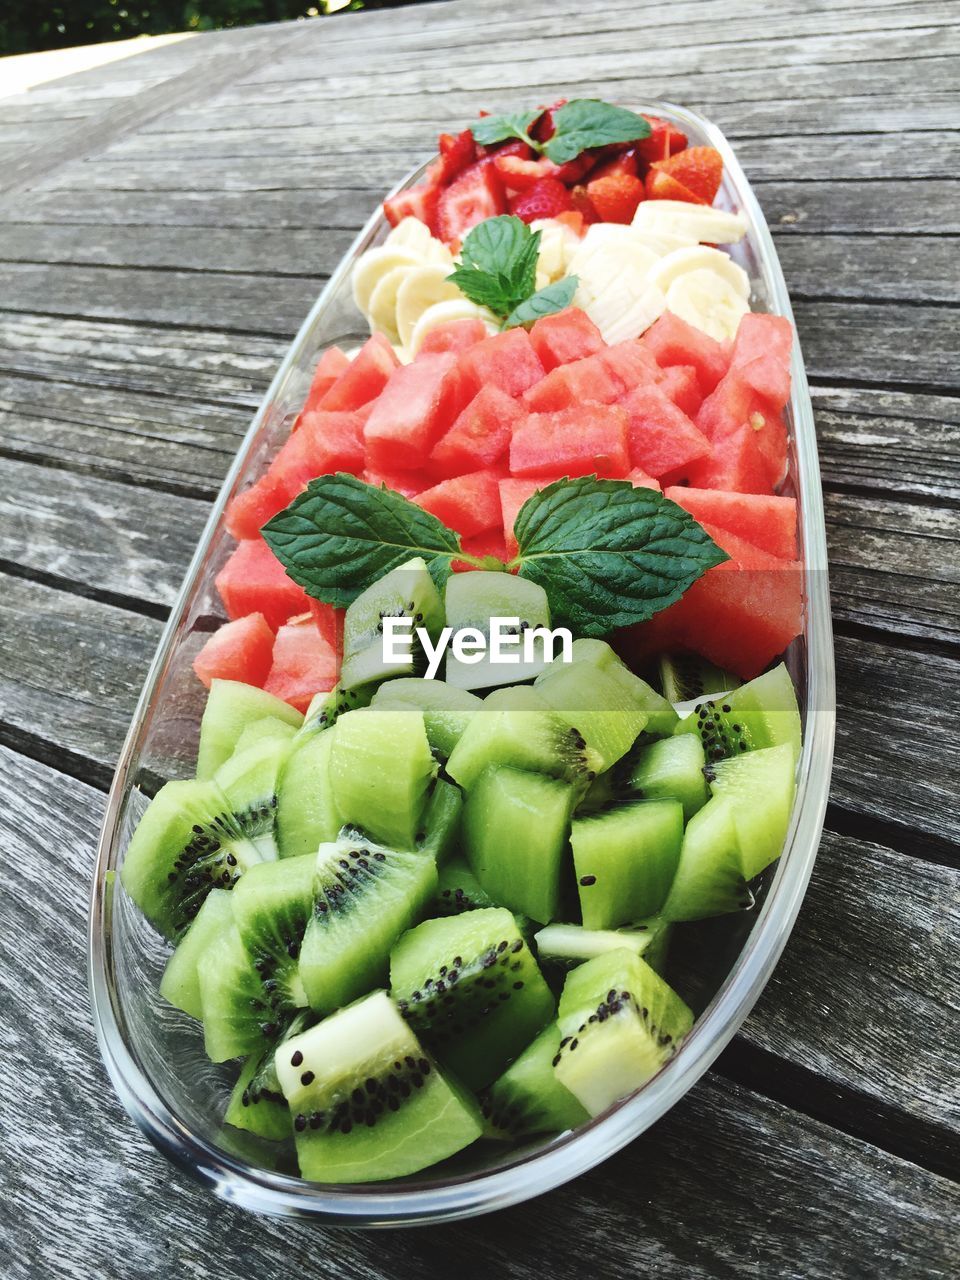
660;796;752;922
390;907;555;1089
571;800;684;929
233;716;300;755
675;663;801;765
230;854;315;1010
196;679;303;779
444;571;553;690
658;654;740;705
299;831;438;1013
299;683;372;736
340;556;445;691
159;886;234;1018
121;778;275;941
417;778;463;864
371;677;482;758
446;685;601;793
479;1024;588;1141
276;730;341;859
622;734;710;821
214;736;291;863
225;1011;315;1142
535;661;648;774
275;990;482;1183
534;919;672;977
433;857;497;916
565;639;678;736
198;923;284;1062
462;765;576;924
329;708;437;849
552;948;694;1116
706;741;797;879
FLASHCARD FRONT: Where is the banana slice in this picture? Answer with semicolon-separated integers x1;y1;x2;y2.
395;265;466;349
531;218;581;282
408;298;499;356
648;245;750;300
582;278;666;344
352;246;421;315
633;199;748;245
422;238;455;267
568;240;661;307
366;263;415;342
385;217;436;254
665;268;750;341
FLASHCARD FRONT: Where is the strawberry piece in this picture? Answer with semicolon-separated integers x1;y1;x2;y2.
584;172;646;224
508;176;573;223
532;100;567;142
569;185;599;224
494;153;591;192
437;128;477;184
554;210;586;237
651;146;723;204
415;469;503;537
588;151;639;181
633;116;688;165
645;169;707;204
437;159;507;243
383;182;441;235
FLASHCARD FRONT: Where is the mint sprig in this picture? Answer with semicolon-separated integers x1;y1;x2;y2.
263;473;727;635
505;276;578;329
469;99;651;167
471;110;541;151
447;215;578;329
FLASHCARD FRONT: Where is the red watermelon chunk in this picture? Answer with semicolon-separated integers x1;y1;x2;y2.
522;352;623;412
665;486;797;559
302;346;351;415
225;471;290;541
216;538;311;631
362;466;429;498
599;340;661;394
309;598;344;661
193;613;275;690
499;477;544;556
628;467;661;491
642;312;729;395
264;614;338;713
657;364;702;418
729;313;793;408
619;384;711;479
510;405;630;478
415;469;503;537
453;527;511;572
318;334;399;411
459;327;545;399
419;317;490;356
364;352;468;470
429;385;520;477
686;424;781;495
529;307;606;371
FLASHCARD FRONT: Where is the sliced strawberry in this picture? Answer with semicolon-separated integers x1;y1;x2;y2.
585;172;646;224
436;128;477;184
651;146;723;204
509;176;573;223
645;169;708;205
569;185;599;224
532;99;567;142
437;159;507;243
383;182;441;234
494;153;590;192
634;116;688;165
588;151;639;182
554;210;586;237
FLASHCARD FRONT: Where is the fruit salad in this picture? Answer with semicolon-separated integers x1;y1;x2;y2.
120;100;805;1186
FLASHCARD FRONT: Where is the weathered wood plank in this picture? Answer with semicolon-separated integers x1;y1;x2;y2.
795;300;960;391
1;743;957;1279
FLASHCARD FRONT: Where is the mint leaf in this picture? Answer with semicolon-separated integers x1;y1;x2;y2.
262;473;463;607
544;100;651;165
448;215;541;319
512;477;728;636
506;275;579;328
471;111;541;151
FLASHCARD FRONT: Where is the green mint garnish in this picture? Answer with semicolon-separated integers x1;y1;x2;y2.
447;216;577;329
505;276;579;329
469;99;651;167
471;110;542;152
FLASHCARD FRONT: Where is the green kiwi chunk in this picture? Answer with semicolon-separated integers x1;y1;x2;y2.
371;677;482;758
443;571;554;690
159;887;234;1018
329;708;437;849
299;683;372;736
390;907;555;1089
446;685;600;793
233;716;300;755
534;919;671;977
658;653;740;704
214;736;291;863
535;660;648;773
275;990;482;1182
276;730;341;858
198;923;283;1062
417;778;463;864
196;680;303;779
480;1024;588;1140
299;831;438;1013
706;741;797;879
340;557;445;691
622;734;709;820
660;796;752;922
225;1011;314;1142
674;663;800;764
463;766;576;924
433;857;497;916
565;639;678;736
571;800;684;928
230;854;315;1010
553;948;693;1116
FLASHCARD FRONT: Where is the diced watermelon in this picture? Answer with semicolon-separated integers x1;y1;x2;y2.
302;346;351;415
642;312;729;395
522;353;623;412
499;477;544;556
628;468;661;491
429;384;521;477
309;598;344;661
694;374;789;491
415;469;503;537
657;364;702;418
264;615;338;713
193;613;275;690
225;471;290;541
362;467;429;498
729;313;793;408
598;340;661;394
419;317;490;356
664;486;798;559
318;334;399;411
619;384;711;479
686;424;781;495
459;327;545;399
510;405;630;478
528;307;606;371
363;352;468;470
453;528;511;572
216;538;311;631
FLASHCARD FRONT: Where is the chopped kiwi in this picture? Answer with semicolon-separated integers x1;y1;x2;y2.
446;685;601;793
329;708;437;849
340;557;445;691
706;742;797;879
479;1024;588;1141
121;778;274;941
230;854;315;1010
299;831;438;1013
225;1011;315;1142
462;766;576;924
275;990;482;1182
433;857;497;916
660;796;752;922
371;677;482;758
417;778;463;864
621;734;710;820
566;639;678;736
276;730;341;858
299;683;372;736
675;663;800;765
444;571;554;690
535;661;647;773
196;680;303;779
214;736;291;862
198;923;285;1062
576;769;617;814
390;907;555;1090
571;800;683;928
552;948;693;1116
233;716;300;755
534;919;672;977
658;654;740;704
159;886;234;1018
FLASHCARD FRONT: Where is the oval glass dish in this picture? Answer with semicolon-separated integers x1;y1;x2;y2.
89;101;835;1225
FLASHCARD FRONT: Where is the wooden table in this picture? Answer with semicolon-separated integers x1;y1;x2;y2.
1;3;957;1275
